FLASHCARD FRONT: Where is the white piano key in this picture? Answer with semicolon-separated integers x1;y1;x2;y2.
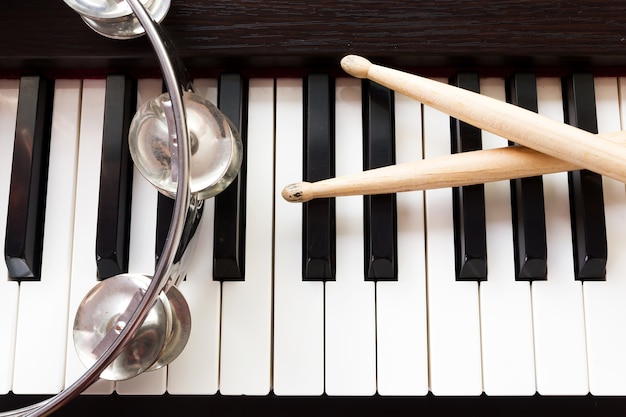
0;283;17;395
219;79;274;395
166;199;220;394
167;78;222;395
324;78;376;396
116;78;165;395
582;76;626;395
478;78;536;396
0;80;19;395
273;78;324;395
63;79;114;394
12;80;81;395
532;77;588;395
423;86;483;396
375;91;428;396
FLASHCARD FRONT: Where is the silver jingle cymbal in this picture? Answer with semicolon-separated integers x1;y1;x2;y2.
73;274;169;381
129;91;243;200
63;0;170;39
146;285;191;371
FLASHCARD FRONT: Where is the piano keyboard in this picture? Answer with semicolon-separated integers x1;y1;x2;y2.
2;72;626;401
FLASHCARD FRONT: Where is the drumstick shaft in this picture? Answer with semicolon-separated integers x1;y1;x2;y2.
340;55;626;184
282;146;579;202
282;132;626;202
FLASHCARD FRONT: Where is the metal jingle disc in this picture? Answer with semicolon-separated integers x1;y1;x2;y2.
64;0;170;39
147;285;191;371
128;91;243;200
73;274;169;381
63;0;166;20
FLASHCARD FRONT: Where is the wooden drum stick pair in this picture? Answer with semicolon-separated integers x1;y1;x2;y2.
282;55;626;203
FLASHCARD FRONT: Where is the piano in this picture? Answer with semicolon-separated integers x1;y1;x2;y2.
3;0;626;415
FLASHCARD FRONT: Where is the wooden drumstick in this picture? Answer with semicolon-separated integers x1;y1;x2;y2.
340;55;626;184
282;131;626;203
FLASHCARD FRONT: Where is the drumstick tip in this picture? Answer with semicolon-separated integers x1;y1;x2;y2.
282;182;312;203
341;55;372;79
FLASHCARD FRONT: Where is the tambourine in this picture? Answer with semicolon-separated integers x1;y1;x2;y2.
2;1;242;415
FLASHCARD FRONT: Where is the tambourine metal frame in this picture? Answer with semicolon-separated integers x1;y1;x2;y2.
1;1;196;415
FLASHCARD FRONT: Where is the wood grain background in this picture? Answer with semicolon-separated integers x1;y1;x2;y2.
3;1;626;73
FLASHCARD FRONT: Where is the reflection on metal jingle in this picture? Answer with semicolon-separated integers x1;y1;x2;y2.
129;91;243;200
72;274;192;381
62;0;171;39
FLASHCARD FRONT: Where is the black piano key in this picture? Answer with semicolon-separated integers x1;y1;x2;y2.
155;190;204;271
5;76;54;280
213;73;248;281
303;73;336;281
563;73;607;281
155;192;175;264
450;73;487;281
95;75;136;279
362;80;397;281
148;80;171;265
506;73;548;281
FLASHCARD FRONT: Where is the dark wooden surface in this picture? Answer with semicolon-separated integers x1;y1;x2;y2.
4;0;626;73
2;392;626;417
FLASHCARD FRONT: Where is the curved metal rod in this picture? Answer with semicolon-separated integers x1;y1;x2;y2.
0;1;193;416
